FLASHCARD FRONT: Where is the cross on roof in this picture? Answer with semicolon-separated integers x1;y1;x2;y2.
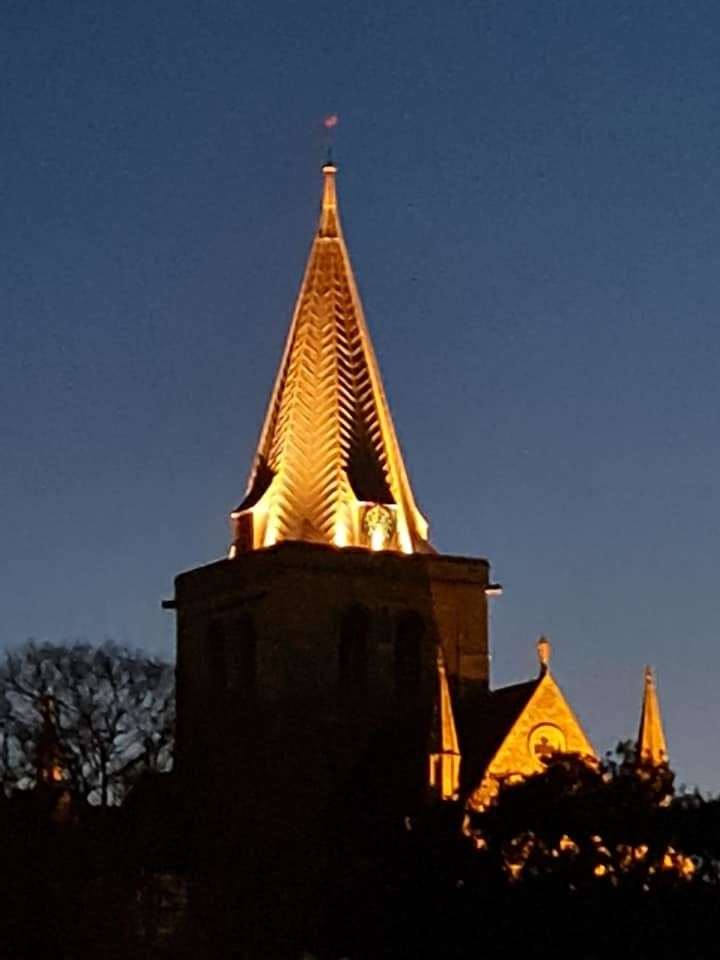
534;736;557;760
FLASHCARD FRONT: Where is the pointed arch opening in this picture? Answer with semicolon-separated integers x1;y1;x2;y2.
207;620;227;698
394;611;424;696
339;604;370;694
228;611;258;699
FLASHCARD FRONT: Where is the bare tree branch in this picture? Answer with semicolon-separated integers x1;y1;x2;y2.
0;641;175;805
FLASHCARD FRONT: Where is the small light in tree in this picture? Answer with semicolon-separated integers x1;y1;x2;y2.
559;834;578;854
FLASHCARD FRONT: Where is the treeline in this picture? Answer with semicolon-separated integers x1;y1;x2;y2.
1;641;719;958
333;751;720;960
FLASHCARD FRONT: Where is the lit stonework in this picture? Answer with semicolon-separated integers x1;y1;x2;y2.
230;163;430;556
467;641;596;810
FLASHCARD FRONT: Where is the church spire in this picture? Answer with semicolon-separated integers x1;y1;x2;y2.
230;163;430;556
428;646;461;801
637;666;668;766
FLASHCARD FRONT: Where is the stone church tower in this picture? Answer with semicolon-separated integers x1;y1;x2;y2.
168;162;497;789
165;162;499;948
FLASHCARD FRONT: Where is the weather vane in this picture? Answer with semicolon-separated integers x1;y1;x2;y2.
323;113;339;165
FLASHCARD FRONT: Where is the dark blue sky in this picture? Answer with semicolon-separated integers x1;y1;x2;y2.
2;1;719;791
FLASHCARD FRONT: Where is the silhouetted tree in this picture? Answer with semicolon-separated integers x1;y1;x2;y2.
465;744;686;890
0;641;174;805
327;747;720;960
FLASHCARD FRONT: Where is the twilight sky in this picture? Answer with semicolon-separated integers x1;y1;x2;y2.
2;1;719;791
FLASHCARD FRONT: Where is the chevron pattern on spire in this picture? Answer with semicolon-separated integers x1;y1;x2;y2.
230;164;430;556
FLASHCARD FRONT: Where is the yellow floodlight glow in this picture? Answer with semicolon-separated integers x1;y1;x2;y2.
370;525;385;552
364;504;394;552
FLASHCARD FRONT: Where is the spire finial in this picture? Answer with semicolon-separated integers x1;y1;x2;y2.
319;158;339;238
537;635;551;675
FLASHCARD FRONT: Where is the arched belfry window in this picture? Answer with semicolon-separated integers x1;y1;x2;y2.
394;611;424;694
339;604;370;691
207;620;227;697
208;614;258;700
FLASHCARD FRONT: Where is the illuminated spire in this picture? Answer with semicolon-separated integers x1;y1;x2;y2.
428;646;461;801
637;666;668;766
230;163;430;555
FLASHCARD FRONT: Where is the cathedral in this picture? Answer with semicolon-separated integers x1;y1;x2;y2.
164;161;668;952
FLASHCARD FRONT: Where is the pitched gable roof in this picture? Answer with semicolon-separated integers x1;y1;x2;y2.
459;680;540;793
466;672;596;810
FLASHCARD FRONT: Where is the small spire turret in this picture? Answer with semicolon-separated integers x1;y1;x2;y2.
36;694;63;786
637;666;668;766
428;646;461;801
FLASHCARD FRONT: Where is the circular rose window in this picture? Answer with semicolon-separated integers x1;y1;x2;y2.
528;723;567;763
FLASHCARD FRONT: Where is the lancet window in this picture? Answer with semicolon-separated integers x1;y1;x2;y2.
394;611;424;695
339;604;370;692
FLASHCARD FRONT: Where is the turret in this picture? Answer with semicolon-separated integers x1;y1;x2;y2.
428;647;461;801
637;666;668;766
